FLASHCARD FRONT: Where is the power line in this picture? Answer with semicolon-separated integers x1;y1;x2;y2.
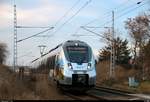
81;0;148;33
73;0;137;37
16;26;52;28
114;0;148;20
42;0;81;41
80;1;147;79
80;0;148;38
109;0;148;25
81;26;112;41
83;0;146;28
42;0;91;50
17;27;54;42
117;0;143;12
83;0;133;26
52;0;92;36
34;35;54;37
54;0;81;26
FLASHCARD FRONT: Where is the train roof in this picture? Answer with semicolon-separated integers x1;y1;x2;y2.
31;40;89;63
63;40;89;47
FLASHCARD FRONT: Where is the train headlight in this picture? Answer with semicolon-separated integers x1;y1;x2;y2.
87;63;92;69
68;63;73;69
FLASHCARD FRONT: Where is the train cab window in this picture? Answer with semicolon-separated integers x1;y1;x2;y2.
66;46;91;63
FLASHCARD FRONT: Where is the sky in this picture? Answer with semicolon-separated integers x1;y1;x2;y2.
0;0;149;66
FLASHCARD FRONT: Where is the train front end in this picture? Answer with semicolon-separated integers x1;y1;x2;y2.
58;40;96;89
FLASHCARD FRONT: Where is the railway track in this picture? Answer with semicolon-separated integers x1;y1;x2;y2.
63;90;104;100
63;85;142;100
22;73;143;100
88;85;141;100
95;85;134;95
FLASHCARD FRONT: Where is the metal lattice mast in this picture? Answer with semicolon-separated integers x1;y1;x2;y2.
110;11;115;79
13;1;17;71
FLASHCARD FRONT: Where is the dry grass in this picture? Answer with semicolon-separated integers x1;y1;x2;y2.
0;65;69;100
96;61;150;93
0;64;39;100
96;61;110;83
0;61;149;99
96;61;139;84
138;81;150;94
34;74;66;100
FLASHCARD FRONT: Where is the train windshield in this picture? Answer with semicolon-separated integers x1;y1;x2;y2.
66;46;91;63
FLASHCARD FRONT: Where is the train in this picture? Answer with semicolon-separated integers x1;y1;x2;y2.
31;40;96;91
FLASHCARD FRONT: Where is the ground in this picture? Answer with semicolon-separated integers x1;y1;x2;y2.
96;61;150;94
0;65;70;100
0;62;150;100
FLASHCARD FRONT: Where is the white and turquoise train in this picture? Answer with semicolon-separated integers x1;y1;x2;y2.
31;40;96;90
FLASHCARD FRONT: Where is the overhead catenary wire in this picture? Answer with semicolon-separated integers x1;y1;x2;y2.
83;0;146;29
81;26;113;41
42;0;81;39
54;0;81;27
51;0;92;36
34;35;54;37
81;0;148;35
17;27;54;42
16;26;53;28
78;0;148;39
73;0;135;37
114;0;148;21
43;0;92;52
14;0;81;45
114;0;147;25
16;0;148;65
83;0;133;26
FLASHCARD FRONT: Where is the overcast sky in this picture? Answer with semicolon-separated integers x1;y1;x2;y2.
0;0;149;66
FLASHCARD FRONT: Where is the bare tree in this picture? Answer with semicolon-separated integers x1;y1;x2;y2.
125;14;150;80
125;14;150;68
0;43;8;64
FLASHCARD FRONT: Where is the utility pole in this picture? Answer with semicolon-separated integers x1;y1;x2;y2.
13;0;17;72
80;11;116;79
110;11;115;79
